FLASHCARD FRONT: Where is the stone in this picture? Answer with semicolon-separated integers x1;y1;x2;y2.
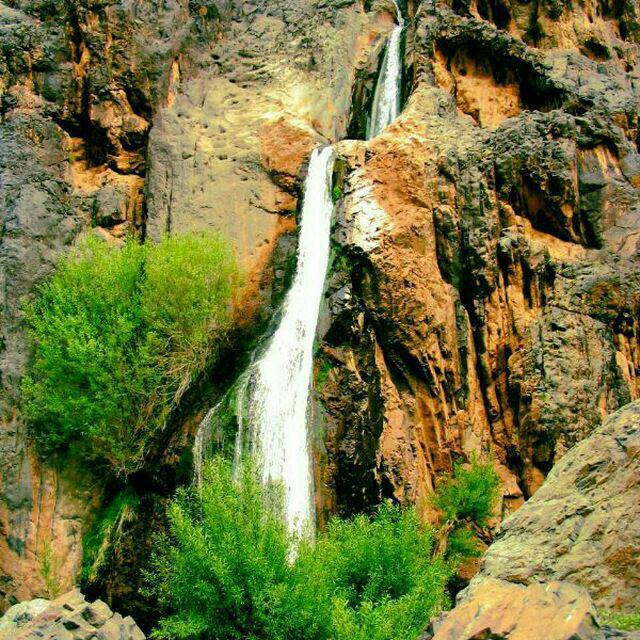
423;578;603;640
0;599;49;636
0;591;145;640
477;401;640;611
80;600;112;628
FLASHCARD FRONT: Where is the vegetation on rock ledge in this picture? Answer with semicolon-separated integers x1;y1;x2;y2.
21;233;240;477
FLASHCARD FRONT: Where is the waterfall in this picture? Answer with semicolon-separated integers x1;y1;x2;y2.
245;146;335;535
367;2;404;139
194;6;406;536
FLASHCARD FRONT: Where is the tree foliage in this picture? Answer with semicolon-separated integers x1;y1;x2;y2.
149;455;500;640
22;233;239;476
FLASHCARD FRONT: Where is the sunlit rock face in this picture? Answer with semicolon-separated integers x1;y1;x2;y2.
314;0;640;521
478;401;640;611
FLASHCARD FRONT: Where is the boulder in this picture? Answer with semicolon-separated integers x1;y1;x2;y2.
0;589;145;640
478;401;640;611
424;578;603;640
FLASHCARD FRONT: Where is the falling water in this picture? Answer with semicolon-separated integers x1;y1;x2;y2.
367;2;404;139
194;5;406;535
243;146;336;535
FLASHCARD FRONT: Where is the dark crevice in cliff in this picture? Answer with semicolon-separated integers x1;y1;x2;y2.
347;50;384;140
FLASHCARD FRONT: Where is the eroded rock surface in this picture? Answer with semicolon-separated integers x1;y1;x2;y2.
0;0;193;608
315;0;640;522
478;400;640;611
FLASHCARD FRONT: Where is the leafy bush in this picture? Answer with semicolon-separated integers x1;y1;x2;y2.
599;611;640;631
82;489;141;585
280;505;450;640
432;455;501;561
149;457;451;640
432;456;500;528
151;459;289;640
22;233;239;476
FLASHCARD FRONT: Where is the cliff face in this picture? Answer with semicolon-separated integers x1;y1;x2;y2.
0;0;189;607
479;400;640;611
0;0;393;609
316;0;640;520
1;0;639;614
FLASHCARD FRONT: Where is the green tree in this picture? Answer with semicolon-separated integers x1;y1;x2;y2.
149;457;452;640
431;455;501;560
150;459;290;640
22;233;239;476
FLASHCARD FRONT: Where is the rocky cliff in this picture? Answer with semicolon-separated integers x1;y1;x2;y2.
1;0;639;621
423;400;640;639
317;0;640;521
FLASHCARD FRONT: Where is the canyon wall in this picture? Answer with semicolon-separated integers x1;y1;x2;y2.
316;0;640;521
1;0;639;616
0;0;393;610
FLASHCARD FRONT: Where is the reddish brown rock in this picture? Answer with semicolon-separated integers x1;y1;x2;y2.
423;578;603;640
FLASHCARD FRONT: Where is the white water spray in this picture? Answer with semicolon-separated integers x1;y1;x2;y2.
244;146;336;535
367;2;404;139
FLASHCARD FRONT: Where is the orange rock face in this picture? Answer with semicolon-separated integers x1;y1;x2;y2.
316;0;640;520
424;578;602;640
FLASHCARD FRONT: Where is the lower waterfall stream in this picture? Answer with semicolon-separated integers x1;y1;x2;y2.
241;146;336;535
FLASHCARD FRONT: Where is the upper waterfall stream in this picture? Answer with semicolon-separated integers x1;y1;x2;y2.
367;2;404;139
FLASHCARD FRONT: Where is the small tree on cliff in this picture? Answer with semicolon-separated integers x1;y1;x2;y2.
22;233;240;476
431;455;501;561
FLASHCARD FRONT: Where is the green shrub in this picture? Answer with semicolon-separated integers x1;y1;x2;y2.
149;457;450;640
433;456;500;528
432;456;501;561
599;611;640;631
150;458;290;640
82;489;140;584
281;504;450;640
22;233;239;476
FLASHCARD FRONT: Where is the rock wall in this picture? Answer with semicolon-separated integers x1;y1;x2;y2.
0;0;401;611
1;0;639;617
0;0;201;608
314;0;640;521
478;400;640;612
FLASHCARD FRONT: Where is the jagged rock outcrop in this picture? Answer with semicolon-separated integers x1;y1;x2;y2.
0;589;145;639
423;578;639;640
421;402;640;639
315;0;640;521
477;400;640;611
